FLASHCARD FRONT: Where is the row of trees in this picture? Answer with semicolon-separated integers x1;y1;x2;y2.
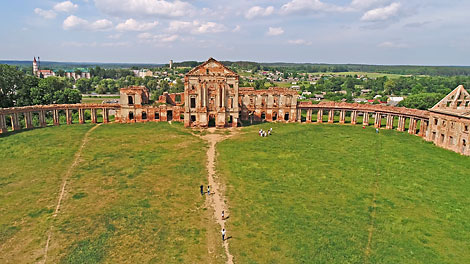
75;76;184;96
0;65;81;108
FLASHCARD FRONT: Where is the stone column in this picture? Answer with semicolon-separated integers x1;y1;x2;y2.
397;116;404;131
339;110;346;124
374;113;382;128
66;109;72;124
11;113;20;131
39;111;47;127
91;108;97;124
363;112;369;126
296;109;302;122
53;109;60;126
78;109;85;124
351;111;357;125
0;114;7;133
328;110;334;123
408;117;417;134
386;115;394;130
317;109;323;123
418;119;427;137
306;109;312;123
103;108;109;123
25;112;33;129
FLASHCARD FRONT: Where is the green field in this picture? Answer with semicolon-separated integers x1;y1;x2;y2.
1;122;469;263
0;123;225;263
217;123;470;263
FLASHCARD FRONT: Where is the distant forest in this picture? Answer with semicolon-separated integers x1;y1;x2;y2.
2;60;470;77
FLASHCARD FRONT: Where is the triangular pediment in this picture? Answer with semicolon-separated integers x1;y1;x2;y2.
186;58;238;77
431;85;470;112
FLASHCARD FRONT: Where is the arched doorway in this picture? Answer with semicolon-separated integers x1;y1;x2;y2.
167;110;173;121
129;111;134;121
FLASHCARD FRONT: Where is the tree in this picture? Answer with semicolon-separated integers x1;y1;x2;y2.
0;65;24;108
76;78;93;93
398;93;444;110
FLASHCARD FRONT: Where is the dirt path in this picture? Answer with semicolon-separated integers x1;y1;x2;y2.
198;128;240;264
42;124;101;264
365;135;381;262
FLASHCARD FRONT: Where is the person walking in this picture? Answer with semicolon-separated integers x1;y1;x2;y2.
207;185;210;195
376;128;379;133
221;211;225;220
222;228;226;241
200;185;204;196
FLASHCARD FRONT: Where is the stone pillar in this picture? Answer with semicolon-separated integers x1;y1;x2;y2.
374;113;382;128
25;112;33;129
53;109;60;126
328;110;334;123
39;111;47;127
408;117;417;135
386;115;394;130
351;111;357;125
78;109;85;124
339;110;346;124
317;109;323;123
363;112;369;126
306;109;312;123
11;113;20;131
0;114;7;133
91;108;97;124
397;116;405;132
103;108;109;123
66;109;72;124
418;119;427;137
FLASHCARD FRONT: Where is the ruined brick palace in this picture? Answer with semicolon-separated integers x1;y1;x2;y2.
1;58;469;156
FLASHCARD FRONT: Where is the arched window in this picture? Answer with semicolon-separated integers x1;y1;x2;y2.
128;96;134;105
142;112;147;120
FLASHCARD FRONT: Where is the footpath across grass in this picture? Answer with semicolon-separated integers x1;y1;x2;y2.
217;123;470;264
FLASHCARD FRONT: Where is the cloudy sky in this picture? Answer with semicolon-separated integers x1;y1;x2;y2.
1;0;469;65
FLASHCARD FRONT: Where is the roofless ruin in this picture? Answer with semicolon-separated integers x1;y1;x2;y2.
1;58;470;156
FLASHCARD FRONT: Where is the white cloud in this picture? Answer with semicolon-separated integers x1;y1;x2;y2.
63;15;113;31
116;19;159;31
63;15;88;30
361;2;402;22
95;0;194;17
34;8;57;19
232;25;241;32
378;41;407;48
138;32;179;42
107;33;122;39
90;19;113;31
169;20;227;34
288;39;312;45
245;6;274;19
350;0;387;10
53;1;78;13
281;0;347;14
267;27;284;36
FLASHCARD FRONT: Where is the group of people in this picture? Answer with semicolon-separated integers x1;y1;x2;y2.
258;128;273;137
200;184;210;196
200;184;229;242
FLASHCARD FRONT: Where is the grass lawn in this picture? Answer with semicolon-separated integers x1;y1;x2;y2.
0;123;225;263
217;123;470;263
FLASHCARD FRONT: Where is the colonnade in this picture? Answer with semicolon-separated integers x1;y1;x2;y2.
297;108;429;137
0;104;118;134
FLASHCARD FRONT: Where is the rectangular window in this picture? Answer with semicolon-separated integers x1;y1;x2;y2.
155;112;160;120
190;98;196;108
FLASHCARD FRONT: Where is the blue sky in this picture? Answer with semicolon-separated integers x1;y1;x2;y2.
1;0;469;65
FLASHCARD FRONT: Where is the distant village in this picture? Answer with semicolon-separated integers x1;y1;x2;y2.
32;57;404;107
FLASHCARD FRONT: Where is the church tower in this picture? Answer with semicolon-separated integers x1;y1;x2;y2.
33;57;39;77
